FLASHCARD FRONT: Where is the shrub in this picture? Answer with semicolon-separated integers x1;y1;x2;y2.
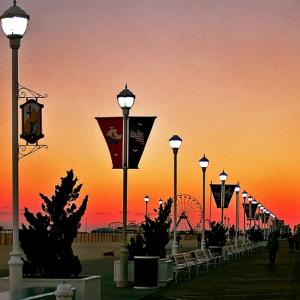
139;198;172;258
205;221;228;247
20;170;88;278
248;225;264;242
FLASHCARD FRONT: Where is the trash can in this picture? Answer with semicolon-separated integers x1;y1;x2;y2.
134;256;159;289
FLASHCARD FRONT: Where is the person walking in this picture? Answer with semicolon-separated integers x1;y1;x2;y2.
294;232;299;251
287;233;295;253
267;231;279;265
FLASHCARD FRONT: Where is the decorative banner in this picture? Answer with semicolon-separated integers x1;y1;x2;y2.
254;214;260;221
96;116;156;169
258;213;264;221
20;99;44;144
96;117;123;169
249;203;258;219
128;117;156;169
210;184;235;208
242;203;250;218
261;213;270;224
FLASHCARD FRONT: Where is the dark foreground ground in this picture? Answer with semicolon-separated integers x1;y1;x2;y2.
80;240;300;300
0;240;299;299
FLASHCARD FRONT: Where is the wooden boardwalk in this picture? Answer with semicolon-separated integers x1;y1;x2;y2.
0;239;299;299
140;240;300;300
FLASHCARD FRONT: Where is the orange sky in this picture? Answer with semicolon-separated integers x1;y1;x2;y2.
0;0;300;231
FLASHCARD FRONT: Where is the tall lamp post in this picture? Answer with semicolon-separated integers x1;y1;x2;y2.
219;170;227;224
159;198;163;206
234;183;240;247
257;203;262;228
241;190;248;244
1;1;29;292
252;198;258;226
260;205;265;239
117;85;135;287
169;135;182;255
144;194;149;217
199;154;209;250
248;195;253;229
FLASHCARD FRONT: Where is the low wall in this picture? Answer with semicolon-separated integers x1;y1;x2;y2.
0;232;135;246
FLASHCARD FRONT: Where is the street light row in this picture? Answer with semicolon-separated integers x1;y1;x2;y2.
167;134;278;252
0;1;278;290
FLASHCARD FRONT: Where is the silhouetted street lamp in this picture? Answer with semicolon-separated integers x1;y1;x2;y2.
241;190;248;244
159;198;163;206
234;183;240;247
248;195;253;229
219;170;227;224
1;0;29;292
169;135;182;255
252;198;258;225
199;154;209;250
144;194;149;217
257;203;262;228
117;85;135;287
260;205;265;239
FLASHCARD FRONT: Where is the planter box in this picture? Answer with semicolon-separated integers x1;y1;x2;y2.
114;258;173;287
158;258;173;287
0;275;101;300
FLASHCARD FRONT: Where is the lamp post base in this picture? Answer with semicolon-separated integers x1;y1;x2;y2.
201;240;206;251
117;244;129;288
8;250;23;292
171;242;178;255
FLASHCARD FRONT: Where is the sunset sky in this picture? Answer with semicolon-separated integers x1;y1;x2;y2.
0;0;299;231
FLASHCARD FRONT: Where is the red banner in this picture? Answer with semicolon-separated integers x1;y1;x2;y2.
96;117;123;169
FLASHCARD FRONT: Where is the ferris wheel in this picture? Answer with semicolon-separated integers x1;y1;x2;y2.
173;194;202;233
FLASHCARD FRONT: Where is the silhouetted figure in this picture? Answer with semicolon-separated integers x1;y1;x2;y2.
197;233;201;247
294;232;299;251
128;237;136;260
135;232;144;255
176;233;181;248
267;231;279;265
287;233;295;253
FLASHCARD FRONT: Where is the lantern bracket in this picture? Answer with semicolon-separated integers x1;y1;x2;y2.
18;84;48;158
18;144;48;160
18;84;48;100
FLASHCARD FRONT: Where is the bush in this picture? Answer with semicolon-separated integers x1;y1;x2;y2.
205;221;228;247
139;198;172;258
20;170;88;278
248;225;263;242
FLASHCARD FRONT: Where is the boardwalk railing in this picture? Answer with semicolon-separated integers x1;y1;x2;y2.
0;232;129;246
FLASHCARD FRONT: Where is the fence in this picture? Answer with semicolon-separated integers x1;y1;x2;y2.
0;232;12;246
74;232;125;243
0;232;127;246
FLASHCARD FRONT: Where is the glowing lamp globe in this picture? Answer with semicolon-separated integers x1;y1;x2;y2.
169;135;182;149
1;2;29;37
117;84;135;109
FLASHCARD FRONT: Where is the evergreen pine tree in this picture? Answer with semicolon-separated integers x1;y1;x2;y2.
20;170;88;278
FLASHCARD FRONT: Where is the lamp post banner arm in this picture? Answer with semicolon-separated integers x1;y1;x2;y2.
128;116;156;169
96;117;123;169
